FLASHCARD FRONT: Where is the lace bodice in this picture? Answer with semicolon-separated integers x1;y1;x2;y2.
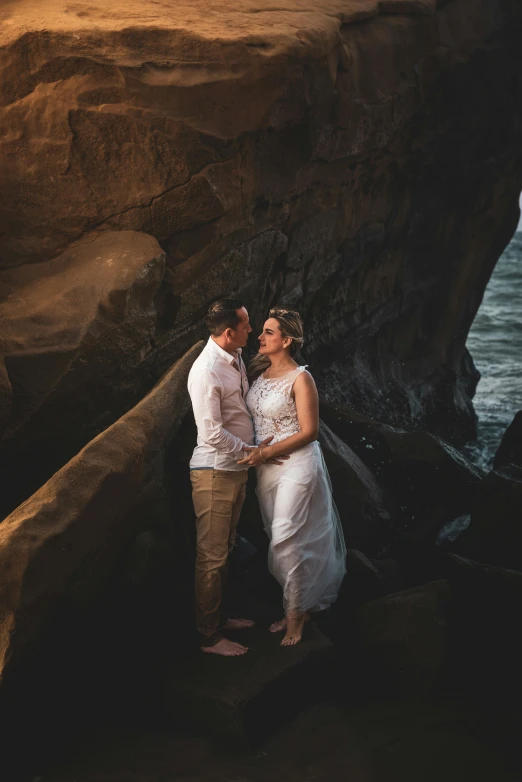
246;366;308;445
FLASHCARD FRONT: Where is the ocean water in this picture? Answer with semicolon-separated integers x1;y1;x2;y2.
464;229;522;469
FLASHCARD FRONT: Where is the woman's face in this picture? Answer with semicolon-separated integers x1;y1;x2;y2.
258;318;289;355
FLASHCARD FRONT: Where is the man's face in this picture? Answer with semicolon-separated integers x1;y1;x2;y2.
227;307;252;350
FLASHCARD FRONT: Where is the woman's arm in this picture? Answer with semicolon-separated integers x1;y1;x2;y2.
237;372;319;467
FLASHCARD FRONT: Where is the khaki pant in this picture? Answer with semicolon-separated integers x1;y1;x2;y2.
190;468;248;647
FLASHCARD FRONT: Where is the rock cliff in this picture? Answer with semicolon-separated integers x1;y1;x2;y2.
1;0;522;514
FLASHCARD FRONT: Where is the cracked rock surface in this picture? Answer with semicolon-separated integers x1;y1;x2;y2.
1;0;522;511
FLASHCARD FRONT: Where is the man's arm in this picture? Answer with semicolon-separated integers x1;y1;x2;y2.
189;368;250;453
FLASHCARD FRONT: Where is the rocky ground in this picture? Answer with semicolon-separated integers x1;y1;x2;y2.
37;697;522;782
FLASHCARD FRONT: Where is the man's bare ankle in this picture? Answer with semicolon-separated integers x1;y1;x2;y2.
201;638;248;656
222;617;255;630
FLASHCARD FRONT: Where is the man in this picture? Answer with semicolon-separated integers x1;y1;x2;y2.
188;298;273;657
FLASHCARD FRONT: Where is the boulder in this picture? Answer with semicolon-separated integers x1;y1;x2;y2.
455;463;522;571
356;580;451;692
441;553;522;698
321;402;485;549
166;622;335;745
319;420;392;556
0;341;203;685
0;230;166;517
452;412;522;570
493;411;522;470
335;549;405;619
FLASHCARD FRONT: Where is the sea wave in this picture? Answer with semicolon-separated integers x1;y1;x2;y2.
464;229;522;469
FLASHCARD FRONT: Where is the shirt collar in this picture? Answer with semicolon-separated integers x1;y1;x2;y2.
207;336;242;365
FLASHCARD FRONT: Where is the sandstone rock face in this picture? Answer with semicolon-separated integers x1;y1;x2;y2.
0;341;203;684
1;0;522;489
0;231;165;515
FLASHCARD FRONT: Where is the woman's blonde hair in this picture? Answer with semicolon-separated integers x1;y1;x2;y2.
248;308;304;381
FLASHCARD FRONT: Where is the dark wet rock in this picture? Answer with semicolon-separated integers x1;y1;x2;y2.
321;402;485;550
493;411;522;471
166;622;334;745
336;549;405;610
441;553;522;699
369;555;406;595
456;412;522;570
319;421;392;556
356;579;451;693
455;463;522;571
342;550;386;604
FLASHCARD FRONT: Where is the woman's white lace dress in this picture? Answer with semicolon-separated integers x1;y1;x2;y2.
246;366;346;615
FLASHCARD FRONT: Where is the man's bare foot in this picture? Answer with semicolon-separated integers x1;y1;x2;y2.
201;638;248;656
222;618;255;631
281;613;310;646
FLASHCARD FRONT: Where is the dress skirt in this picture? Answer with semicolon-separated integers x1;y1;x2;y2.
256;440;346;615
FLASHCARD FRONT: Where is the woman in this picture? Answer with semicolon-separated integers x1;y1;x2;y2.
238;309;346;646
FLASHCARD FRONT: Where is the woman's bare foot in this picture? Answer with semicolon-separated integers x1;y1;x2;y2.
201;638;248;656
270;612;310;634
281;613;310;646
222;618;255;631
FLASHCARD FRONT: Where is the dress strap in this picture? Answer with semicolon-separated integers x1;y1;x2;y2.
284;365;310;392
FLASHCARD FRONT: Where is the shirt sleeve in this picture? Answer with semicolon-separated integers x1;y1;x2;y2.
189;367;252;453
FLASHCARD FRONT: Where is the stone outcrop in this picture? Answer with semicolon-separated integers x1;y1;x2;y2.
453;412;522;569
1;0;522;496
0;230;166;517
456;463;522;571
356;579;451;692
321;402;485;549
334;548;405;622
441;554;522;699
0;341;203;685
493;411;522;471
167;622;334;745
319;421;392;555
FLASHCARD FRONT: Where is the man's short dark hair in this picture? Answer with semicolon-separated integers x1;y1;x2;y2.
205;297;245;336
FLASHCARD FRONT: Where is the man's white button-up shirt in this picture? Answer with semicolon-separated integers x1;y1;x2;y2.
188;337;254;471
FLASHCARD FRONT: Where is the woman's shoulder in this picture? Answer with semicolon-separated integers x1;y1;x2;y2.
292;365;316;388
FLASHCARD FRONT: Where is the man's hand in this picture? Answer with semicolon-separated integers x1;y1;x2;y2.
237;436;290;467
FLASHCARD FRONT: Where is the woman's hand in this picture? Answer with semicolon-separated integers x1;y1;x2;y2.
237;436;290;467
238;446;290;466
237;446;267;467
